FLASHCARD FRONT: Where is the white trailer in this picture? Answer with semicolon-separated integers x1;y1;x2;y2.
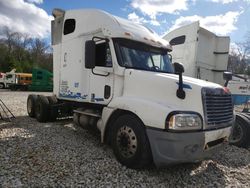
27;9;234;168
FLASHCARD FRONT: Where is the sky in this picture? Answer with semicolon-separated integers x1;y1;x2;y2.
0;0;249;46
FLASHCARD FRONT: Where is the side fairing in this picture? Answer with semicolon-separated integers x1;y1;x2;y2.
58;37;90;101
52;44;61;96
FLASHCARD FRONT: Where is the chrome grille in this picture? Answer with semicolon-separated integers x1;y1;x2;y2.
202;88;234;129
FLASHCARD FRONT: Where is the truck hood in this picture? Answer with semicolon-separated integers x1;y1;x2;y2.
123;69;223;113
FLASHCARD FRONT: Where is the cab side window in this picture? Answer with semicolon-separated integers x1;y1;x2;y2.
36;71;43;80
6;75;13;79
169;35;186;46
95;43;112;67
63;19;76;35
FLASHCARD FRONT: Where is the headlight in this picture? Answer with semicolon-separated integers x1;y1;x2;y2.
167;113;202;131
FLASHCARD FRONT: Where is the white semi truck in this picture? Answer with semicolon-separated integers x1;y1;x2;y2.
27;9;234;168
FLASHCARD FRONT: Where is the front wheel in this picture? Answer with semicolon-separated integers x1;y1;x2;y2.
35;95;50;122
0;83;5;89
27;94;37;117
111;114;152;169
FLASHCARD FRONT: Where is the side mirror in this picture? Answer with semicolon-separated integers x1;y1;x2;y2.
85;40;96;69
223;71;232;87
173;62;185;99
223;71;232;81
173;62;184;74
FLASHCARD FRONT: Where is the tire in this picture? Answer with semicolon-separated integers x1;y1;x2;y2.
111;114;152;169
47;96;58;122
73;113;80;126
10;85;16;91
229;114;250;148
20;85;28;91
47;95;58;104
35;95;50;122
0;83;5;89
27;94;37;118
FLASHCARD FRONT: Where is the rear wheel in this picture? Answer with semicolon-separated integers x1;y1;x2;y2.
73;113;80;126
111;114;152;169
47;95;58;104
47;96;58;121
10;85;16;91
21;85;28;91
27;94;37;118
35;95;50;122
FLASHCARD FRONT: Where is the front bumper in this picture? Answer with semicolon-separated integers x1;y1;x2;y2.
146;126;231;167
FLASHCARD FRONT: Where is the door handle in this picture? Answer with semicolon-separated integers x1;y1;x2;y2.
104;85;111;99
64;52;67;62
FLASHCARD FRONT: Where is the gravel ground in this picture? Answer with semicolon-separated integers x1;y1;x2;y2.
0;90;250;187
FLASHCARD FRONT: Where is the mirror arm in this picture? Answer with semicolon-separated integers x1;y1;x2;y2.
173;62;185;99
223;71;233;87
224;80;229;87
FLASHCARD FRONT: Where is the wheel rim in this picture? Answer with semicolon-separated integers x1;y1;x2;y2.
116;125;137;158
27;99;32;114
230;123;243;143
0;84;4;89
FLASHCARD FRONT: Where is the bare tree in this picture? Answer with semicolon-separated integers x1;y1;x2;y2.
228;32;250;76
31;38;49;65
0;27;53;73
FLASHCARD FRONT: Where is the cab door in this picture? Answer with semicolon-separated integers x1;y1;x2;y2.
5;73;16;87
89;41;114;105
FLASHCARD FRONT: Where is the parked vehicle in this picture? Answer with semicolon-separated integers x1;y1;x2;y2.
0;69;17;89
163;21;230;86
226;75;250;148
164;21;250;148
0;68;53;92
0;72;6;89
0;69;32;90
27;9;234;168
9;73;32;91
28;68;53;92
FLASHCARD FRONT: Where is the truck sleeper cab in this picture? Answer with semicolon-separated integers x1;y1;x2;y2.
27;9;234;168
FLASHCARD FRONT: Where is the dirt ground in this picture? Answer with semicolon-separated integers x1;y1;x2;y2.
0;90;250;187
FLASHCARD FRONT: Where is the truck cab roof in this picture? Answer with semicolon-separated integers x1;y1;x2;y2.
52;9;171;51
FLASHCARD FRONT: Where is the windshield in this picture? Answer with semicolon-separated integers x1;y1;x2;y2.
114;38;174;73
